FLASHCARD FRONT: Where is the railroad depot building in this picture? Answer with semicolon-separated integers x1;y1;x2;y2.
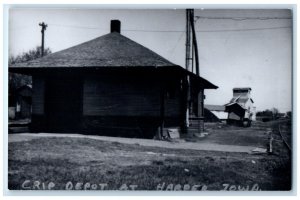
9;20;218;138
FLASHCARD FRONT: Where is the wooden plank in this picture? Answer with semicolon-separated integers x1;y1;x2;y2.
83;75;161;116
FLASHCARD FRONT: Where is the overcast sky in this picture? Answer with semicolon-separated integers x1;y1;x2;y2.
9;8;292;112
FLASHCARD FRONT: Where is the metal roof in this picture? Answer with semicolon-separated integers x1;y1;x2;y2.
233;87;252;91
204;104;225;111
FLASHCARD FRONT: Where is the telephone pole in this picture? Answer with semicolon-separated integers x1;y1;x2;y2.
186;9;193;72
185;9;193;128
39;22;48;57
189;10;200;76
185;9;201;128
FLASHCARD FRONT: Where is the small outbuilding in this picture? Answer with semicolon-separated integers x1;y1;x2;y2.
9;84;32;119
9;20;218;138
204;104;228;122
16;84;32;119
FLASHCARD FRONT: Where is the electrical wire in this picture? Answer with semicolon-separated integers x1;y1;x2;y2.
194;16;292;21
11;24;292;33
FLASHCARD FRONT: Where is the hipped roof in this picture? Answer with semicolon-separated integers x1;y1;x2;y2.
10;32;218;89
11;32;176;68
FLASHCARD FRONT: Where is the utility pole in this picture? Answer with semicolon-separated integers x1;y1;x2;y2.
189;10;200;76
39;22;48;57
185;9;202;130
185;9;194;128
186;9;193;72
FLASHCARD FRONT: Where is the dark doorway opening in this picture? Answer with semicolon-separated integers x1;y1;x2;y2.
45;77;82;132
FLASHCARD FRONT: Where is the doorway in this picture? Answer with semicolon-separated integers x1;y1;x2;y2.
45;77;82;132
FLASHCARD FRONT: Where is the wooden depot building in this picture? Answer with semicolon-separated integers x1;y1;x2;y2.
9;20;218;138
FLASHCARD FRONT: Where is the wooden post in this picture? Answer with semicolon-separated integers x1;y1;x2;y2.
197;89;204;132
268;130;273;154
269;134;273;153
197;89;202;117
160;87;165;139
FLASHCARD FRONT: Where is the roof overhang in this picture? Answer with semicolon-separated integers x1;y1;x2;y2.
225;102;246;112
9;65;218;89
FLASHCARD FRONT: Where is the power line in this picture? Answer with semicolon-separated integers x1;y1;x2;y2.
195;16;292;21
170;31;185;54
12;23;292;33
48;23;292;32
195;26;292;32
48;23;107;30
123;26;291;33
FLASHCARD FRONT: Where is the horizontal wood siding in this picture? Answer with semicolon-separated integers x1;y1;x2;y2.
81;116;160;138
165;90;182;117
32;76;45;115
164;78;183;127
83;75;161;117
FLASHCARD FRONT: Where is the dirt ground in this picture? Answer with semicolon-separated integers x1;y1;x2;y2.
7;120;292;191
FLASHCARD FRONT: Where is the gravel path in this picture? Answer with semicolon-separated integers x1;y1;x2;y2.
8;133;257;153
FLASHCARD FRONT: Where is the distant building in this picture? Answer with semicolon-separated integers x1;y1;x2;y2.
9;84;32;120
16;84;32;119
204;104;228;122
225;88;256;126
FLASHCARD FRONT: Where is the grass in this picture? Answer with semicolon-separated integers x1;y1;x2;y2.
198;121;272;147
8;120;292;191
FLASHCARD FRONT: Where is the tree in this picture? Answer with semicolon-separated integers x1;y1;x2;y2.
9;46;51;106
9;46;51;65
271;107;279;120
256;109;273;117
256;108;281;122
286;111;292;118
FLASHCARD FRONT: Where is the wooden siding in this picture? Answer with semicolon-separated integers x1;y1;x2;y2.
81;116;160;138
83;75;161;117
30;70;187;136
32;76;45;115
198;89;204;117
165;81;182;117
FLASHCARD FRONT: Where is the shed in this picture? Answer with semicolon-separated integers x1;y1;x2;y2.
9;20;218;138
204;104;228;122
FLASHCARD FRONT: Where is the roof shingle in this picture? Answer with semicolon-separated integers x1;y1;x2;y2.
9;30;218;89
10;32;176;68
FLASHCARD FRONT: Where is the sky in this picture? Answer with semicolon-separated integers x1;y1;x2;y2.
8;8;292;112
